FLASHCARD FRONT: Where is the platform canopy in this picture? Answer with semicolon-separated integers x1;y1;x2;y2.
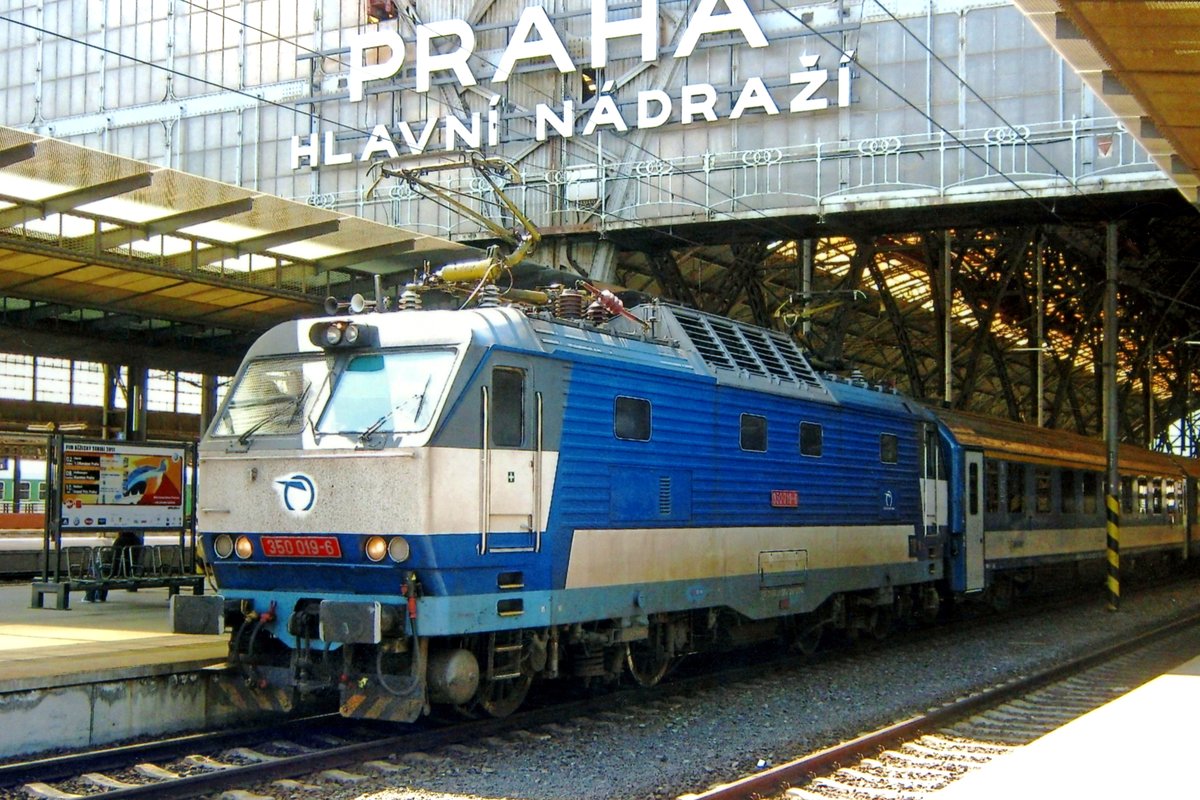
0;126;480;372
1015;0;1200;203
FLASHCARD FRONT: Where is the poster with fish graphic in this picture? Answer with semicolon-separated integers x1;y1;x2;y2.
60;441;186;530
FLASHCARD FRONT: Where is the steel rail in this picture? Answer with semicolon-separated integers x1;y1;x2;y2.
682;607;1200;800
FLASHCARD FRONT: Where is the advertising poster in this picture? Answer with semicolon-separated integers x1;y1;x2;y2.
60;442;185;530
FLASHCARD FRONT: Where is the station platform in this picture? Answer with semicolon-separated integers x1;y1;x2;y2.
0;582;226;693
0;582;244;758
933;651;1200;798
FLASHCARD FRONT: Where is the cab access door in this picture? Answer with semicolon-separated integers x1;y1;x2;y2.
480;364;542;554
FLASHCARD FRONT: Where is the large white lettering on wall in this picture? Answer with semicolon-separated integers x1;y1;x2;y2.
293;0;854;169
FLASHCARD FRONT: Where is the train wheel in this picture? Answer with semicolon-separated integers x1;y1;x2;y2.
626;622;674;687
455;631;534;719
476;672;533;718
792;623;822;657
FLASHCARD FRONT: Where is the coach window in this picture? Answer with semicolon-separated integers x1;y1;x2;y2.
1035;467;1051;514
1137;477;1149;514
969;462;980;516
614;396;651;441
1060;470;1076;514
1007;463;1025;514
1166;480;1179;515
879;433;898;464
1082;472;1098;514
1120;476;1134;514
985;461;1000;513
800;422;822;457
1152;478;1164;514
740;414;767;452
490;367;525;447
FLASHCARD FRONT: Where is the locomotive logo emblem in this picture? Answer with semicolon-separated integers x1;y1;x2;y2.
275;473;317;513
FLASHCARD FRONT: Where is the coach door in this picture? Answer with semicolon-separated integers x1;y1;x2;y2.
480;365;541;554
964;450;986;592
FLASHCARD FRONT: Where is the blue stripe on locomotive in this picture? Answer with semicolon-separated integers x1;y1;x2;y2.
544;352;933;590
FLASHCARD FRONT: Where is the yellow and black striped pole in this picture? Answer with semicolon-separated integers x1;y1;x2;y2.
1106;493;1120;611
1103;222;1120;612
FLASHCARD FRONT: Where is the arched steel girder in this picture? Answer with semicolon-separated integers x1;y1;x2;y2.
606;215;1200;448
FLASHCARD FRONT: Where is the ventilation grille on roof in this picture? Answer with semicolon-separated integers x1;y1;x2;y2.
665;305;825;391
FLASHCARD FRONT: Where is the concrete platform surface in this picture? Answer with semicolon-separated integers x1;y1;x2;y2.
0;583;226;692
932;652;1200;798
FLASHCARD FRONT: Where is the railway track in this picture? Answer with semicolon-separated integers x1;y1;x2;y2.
7;591;1195;800
682;609;1200;800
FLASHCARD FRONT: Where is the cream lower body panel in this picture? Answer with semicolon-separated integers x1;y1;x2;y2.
984;524;1185;562
564;524;916;590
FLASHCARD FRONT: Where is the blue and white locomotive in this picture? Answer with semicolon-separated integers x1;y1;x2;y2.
176;296;1199;720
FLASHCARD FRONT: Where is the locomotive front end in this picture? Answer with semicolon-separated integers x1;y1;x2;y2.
176;312;490;721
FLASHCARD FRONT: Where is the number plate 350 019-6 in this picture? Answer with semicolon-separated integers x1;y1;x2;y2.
260;535;342;558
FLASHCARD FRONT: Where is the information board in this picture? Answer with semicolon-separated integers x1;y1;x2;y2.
59;441;186;530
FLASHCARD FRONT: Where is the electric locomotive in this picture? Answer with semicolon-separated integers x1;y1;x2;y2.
173;295;1197;720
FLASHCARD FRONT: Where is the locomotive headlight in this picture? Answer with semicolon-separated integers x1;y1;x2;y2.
388;536;410;563
213;534;234;559
365;535;388;562
322;323;343;346
235;535;254;559
343;324;361;345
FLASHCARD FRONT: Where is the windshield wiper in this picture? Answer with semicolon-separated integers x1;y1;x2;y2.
235;383;310;446
357;375;433;447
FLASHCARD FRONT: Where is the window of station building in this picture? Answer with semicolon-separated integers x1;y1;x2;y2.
880;433;898;464
799;422;822;457
985;460;1000;513
1082;472;1098;514
490;367;525;447
740;414;767;452
1034;467;1051;514
1060;470;1076;514
1007;463;1025;514
614;396;651;441
581;68;602;104
0;353;32;400
366;0;399;23
147;370;204;415
34;357;72;403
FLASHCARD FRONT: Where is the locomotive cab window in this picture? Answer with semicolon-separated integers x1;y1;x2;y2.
799;422;822;457
490;367;525;447
879;433;898;464
614;396;651;441
317;349;456;438
740;414;767;452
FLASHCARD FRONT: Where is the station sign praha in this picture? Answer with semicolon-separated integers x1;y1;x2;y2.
292;0;854;167
59;441;186;530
